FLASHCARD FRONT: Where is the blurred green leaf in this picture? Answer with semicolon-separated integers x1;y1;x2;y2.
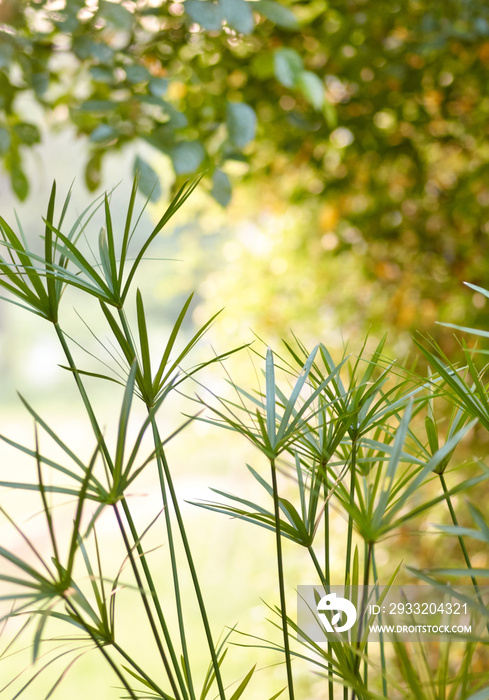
0;127;10;155
32;73;49;96
10;166;28;200
90;66;114;83
125;64;151;84
226;102;256;148
72;36;114;62
171;140;205;174
211;169;232;206
297;71;324;110
185;0;221;30
134;155;162;201
218;0;254;34
85;152;102;191
149;77;168;97
254;0;298;29
13;123;40;145
90;124;118;143
79;100;118;113
98;0;134;30
0;40;14;68
273;48;303;88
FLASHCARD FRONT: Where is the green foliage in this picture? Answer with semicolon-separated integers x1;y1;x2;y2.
192;323;489;697
1;181;489;697
3;1;489;342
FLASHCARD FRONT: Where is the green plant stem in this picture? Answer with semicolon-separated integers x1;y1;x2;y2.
117;506;188;700
308;545;327;589
323;473;333;700
439;473;488;629
149;416;196;700
151;419;226;700
270;458;295;700
371;548;388;699
112;503;184;700
344;438;357;700
114;307;195;697
88;640;138;700
53;322;185;700
324;503;331;585
344;438;357;592
352;541;372;700
112;639;168;697
63;598;138;700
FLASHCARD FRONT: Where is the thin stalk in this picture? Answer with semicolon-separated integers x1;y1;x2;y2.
308;541;333;700
371;548;388;699
323;472;333;700
344;437;357;700
439;474;488;630
53;322;185;700
344;438;357;591
359;542;373;688
54;322;111;466
352;541;372;700
322;466;331;587
118;501;189;700
113;639;168;697
112;503;183;700
88;639;138;700
63;598;138;700
270;458;295;700
151;420;226;700
115;308;193;696
308;545;327;589
150;416;196;700
116;306;195;698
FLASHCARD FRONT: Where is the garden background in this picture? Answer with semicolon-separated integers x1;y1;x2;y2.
1;0;489;697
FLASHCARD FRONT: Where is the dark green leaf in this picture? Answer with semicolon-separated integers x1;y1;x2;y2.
133;155;162;201
32;73;49;96
161;102;188;128
98;0;134;30
185;0;222;31
90;66;114;83
72;37;114;62
136;290;152;387
211;169;232;206
90;124;118;144
254;0;298;29
13;123;41;145
226;102;256;148
125;64;151;84
297;70;325;110
149;77;168;97
273;47;303;88
218;0;254;34
85;152;103;191
0;127;10;155
0;41;13;68
79;99;118;112
171;140;206;175
10;166;29;201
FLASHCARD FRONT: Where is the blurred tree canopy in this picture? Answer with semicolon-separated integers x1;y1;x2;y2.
2;0;489;342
